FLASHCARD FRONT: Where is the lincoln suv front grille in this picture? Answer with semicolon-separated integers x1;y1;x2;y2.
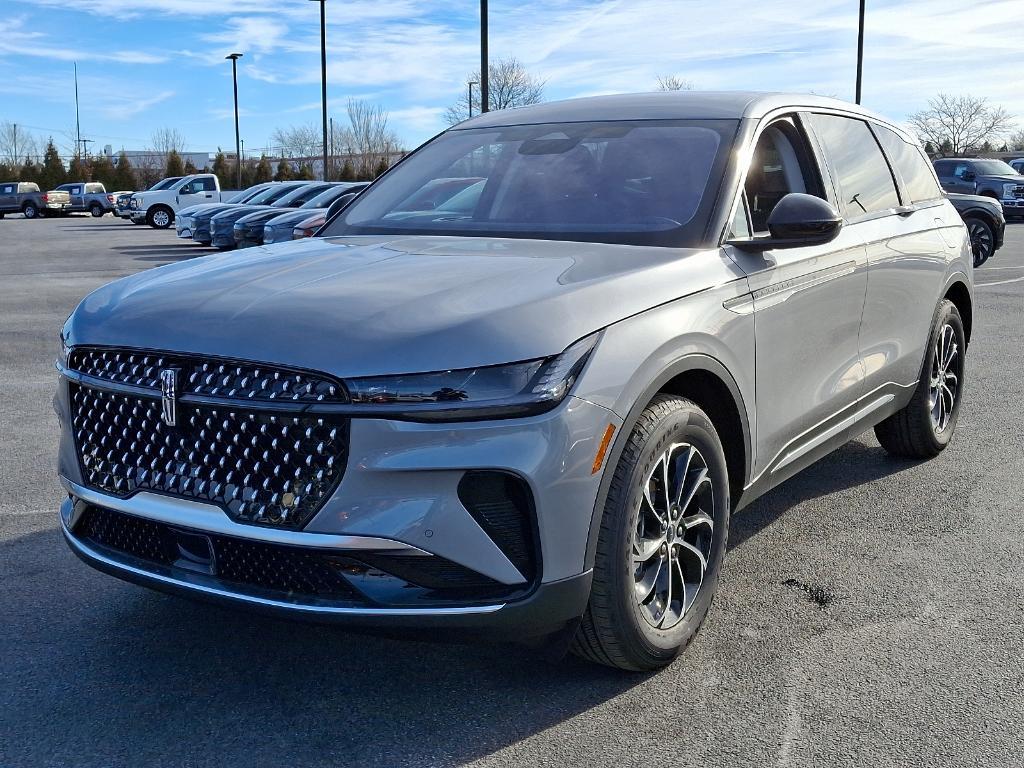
66;348;350;529
68;347;346;403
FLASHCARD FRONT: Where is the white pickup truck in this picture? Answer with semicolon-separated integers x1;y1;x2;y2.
129;173;230;229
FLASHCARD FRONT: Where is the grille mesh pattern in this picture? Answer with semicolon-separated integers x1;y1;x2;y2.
70;384;348;528
68;347;346;403
77;506;364;602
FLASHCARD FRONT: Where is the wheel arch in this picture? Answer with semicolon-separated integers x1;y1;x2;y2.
583;354;751;571
944;278;972;346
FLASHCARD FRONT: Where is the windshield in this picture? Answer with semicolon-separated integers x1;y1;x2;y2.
302;184;360;209
971;160;1019;176
227;185;267;203
246;183;301;205
271;183;332;208
149;177;182;191
322;119;736;247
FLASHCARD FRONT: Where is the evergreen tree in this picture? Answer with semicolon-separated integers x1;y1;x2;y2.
113;151;138;191
39;139;67;190
240;161;256;189
253;155;273;183
274;159;293;182
373;156;390;179
939;138;953;155
19;157;41;185
89;153;117;189
212;151;230;188
183;159;199;175
339;157;356;181
165;149;185;177
0;161;13;180
923;141;936;156
296;163;315;180
67;154;91;182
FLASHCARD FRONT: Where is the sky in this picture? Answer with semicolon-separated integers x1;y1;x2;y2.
1;0;1021;158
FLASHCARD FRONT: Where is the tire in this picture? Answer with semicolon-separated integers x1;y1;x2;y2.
965;216;994;267
89;203;104;217
875;299;965;459
22;202;38;219
147;207;173;229
571;394;731;671
0;212;5;219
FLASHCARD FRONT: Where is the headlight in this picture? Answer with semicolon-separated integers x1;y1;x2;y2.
346;332;601;420
58;329;71;367
264;224;275;239
1003;183;1018;199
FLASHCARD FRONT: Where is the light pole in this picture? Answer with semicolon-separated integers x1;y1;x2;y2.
480;0;488;113
468;80;478;118
310;0;329;181
226;53;243;188
855;0;865;104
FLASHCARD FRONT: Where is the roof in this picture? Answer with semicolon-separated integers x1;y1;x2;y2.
456;90;907;137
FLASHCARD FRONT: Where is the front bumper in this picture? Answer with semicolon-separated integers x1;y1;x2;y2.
210;227;236;248
55;367;617;633
175;216;195;239
234;225;264;248
1000;197;1024;217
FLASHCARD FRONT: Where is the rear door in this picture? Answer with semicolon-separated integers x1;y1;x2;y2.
861;122;958;391
724;113;869;481
69;185;85;210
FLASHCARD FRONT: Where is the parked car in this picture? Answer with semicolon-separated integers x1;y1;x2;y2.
56;93;974;671
947;192;1005;267
240;183;364;247
933;158;1024;219
289;185;368;240
114;192;134;220
129;173;231;228
1007;158;1024;174
0;181;70;218
174;182;278;244
55;182;116;217
209;181;332;249
182;182;309;246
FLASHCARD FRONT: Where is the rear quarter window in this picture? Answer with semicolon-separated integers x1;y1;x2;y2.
873;125;943;204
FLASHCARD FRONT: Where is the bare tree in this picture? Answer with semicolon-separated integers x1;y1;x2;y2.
140;127;188;179
1009;128;1024;152
0;121;39;166
444;57;545;125
656;75;694;91
344;98;401;177
908;94;1014;156
270;123;322;159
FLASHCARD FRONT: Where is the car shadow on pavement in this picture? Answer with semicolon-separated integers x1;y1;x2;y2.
729;439;921;550
0;439;918;767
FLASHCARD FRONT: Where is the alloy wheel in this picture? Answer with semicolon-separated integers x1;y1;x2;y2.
152;210;170;228
633;442;715;630
967;221;993;267
929;323;960;433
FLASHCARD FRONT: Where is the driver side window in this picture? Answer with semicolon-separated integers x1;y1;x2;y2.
743;118;823;233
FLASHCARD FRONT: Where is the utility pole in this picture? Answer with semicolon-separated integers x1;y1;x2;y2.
855;0;865;104
310;0;329;181
226;53;243;188
74;63;82;155
480;0;489;112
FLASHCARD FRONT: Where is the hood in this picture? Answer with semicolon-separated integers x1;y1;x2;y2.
180;203;231;217
980;174;1024;184
236;208;297;227
210;205;280;226
947;192;1003;210
265;208;326;228
66;235;737;378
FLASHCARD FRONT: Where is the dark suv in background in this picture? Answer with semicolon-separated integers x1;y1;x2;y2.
933;158;1024;219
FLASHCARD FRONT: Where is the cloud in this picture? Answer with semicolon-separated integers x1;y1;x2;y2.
0;16;166;63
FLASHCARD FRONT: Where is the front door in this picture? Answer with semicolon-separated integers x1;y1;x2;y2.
725;115;868;481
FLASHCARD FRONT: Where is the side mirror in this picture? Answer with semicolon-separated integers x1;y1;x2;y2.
728;193;842;251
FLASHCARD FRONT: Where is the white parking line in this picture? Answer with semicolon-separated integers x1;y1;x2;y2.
976;275;1024;287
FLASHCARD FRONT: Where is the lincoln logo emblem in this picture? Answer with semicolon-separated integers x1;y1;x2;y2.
160;368;178;427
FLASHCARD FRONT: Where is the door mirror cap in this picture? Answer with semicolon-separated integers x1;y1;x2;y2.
728;193;843;251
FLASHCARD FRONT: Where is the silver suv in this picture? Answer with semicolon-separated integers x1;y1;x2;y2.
56;93;972;671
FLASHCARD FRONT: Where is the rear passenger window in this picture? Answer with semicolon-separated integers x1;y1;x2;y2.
873;126;942;204
811;114;899;218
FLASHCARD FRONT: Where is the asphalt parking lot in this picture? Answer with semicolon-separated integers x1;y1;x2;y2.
1;214;1022;767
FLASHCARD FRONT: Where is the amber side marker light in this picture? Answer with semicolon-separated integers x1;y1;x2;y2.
592;423;617;474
